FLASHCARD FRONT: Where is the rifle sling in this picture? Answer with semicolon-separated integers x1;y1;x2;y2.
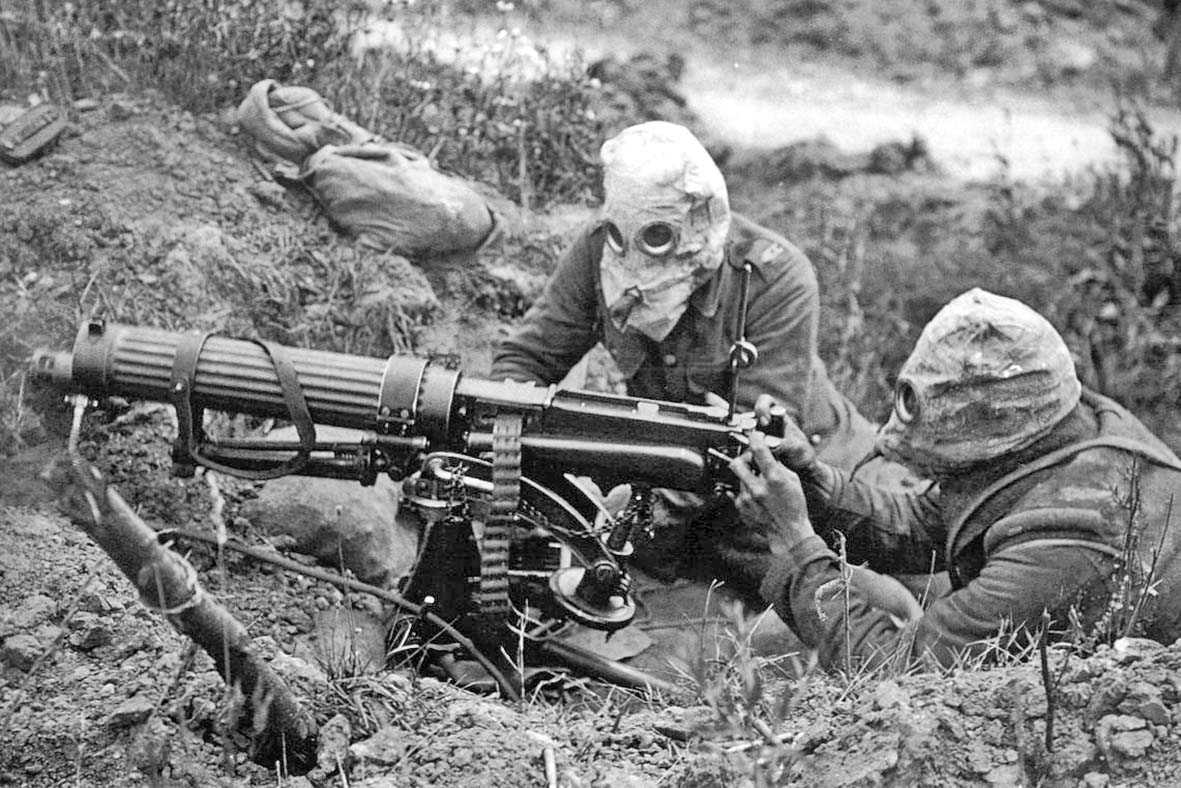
169;331;316;480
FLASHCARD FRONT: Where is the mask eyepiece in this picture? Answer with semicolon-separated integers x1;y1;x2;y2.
894;379;920;424
636;222;677;256
603;222;626;255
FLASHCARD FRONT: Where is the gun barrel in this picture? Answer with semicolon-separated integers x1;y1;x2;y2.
32;320;739;491
31;321;472;440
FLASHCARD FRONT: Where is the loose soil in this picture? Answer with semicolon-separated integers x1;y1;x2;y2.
4;6;1181;787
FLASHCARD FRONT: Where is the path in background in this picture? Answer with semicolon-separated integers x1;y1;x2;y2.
363;14;1181;183
682;55;1163;182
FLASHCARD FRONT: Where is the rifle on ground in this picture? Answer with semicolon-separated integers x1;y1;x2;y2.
32;319;783;686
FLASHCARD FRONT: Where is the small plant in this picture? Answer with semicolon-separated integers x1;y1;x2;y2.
1;0;359;111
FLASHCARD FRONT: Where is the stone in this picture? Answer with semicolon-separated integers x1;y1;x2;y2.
0;634;41;671
241;426;419;586
985;764;1023;784
1079;773;1109;788
108;101;134;121
247;180;287;209
873;679;909;710
78;591;122;615
70;620;114;651
1045;39;1096;77
270;650;328;686
1118;683;1170;726
1097;714;1155;759
107;694;156;728
350;726;407;765
1110;729;1154;758
1112;637;1163;664
3;594;56;631
72;98;100;112
312;714;352;777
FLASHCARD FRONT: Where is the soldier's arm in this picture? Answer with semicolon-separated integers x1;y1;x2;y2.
491;228;602;384
763;515;1119;671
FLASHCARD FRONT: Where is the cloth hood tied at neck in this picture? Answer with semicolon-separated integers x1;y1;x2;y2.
876;288;1082;476
598;121;730;342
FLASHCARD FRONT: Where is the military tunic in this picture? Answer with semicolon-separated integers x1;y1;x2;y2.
760;391;1181;669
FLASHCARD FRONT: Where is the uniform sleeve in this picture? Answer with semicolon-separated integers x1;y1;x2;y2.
819;469;945;573
491;229;601;385
734;245;818;418
761;527;1118;671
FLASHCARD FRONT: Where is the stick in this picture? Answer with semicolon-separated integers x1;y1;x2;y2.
47;452;319;772
1039;609;1055;753
159;527;522;702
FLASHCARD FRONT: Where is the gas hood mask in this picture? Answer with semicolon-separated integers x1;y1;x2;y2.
598;122;730;342
875;288;1082;476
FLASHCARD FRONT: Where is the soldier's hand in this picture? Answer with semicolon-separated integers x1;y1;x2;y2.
751;395;834;496
729;431;814;554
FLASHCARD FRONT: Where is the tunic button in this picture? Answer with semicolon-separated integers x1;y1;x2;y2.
662;353;678;367
810;433;822;446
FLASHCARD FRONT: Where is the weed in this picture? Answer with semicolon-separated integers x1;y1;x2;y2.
0;0;358;112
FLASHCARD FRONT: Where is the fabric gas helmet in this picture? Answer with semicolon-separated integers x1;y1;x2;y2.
598;122;731;342
875;288;1082;476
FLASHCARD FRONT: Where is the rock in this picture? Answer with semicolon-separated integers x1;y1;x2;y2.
78;591;122;615
241;426;418;585
247;180;287;208
311;714;352;778
72;98;100;112
1079;773;1110;788
0;634;41;671
3;594;56;631
1118;682;1170;725
1111;728;1154;758
873;679;909;710
447;697;520;729
1112;637;1163;664
107;694;156;728
1044;39;1096;77
270;648;328;686
68;623;113;652
1096;714;1154;759
985;764;1023;784
351;726;407;765
108;101;134;121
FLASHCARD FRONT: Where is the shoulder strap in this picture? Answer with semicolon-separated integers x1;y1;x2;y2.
946;435;1181;567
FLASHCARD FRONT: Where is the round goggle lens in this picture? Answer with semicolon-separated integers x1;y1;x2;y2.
637;222;676;256
604;222;626;254
894;380;920;424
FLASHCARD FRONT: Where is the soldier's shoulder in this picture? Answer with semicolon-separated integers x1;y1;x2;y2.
561;221;605;270
728;212;810;276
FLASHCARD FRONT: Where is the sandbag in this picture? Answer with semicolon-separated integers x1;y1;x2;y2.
301;143;495;256
237;79;373;164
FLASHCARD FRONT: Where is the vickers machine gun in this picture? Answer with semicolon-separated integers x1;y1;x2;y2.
33;319;783;687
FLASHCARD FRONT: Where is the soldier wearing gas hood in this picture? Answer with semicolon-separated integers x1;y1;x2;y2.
493;121;896;591
731;289;1181;669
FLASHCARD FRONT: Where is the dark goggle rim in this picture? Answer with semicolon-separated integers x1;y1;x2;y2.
893;379;920;424
602;221;680;257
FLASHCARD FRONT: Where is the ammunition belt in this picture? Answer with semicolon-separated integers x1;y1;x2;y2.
477;412;522;620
